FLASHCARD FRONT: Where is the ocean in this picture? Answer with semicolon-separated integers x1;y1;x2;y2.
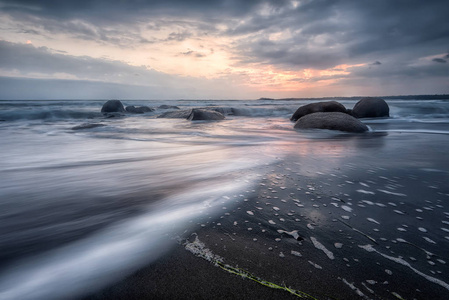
1;98;449;299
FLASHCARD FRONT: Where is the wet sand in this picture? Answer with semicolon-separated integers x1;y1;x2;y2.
84;130;449;300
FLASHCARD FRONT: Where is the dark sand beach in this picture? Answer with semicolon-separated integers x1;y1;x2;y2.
85;129;449;300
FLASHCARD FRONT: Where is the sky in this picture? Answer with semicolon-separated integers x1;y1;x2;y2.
0;0;448;100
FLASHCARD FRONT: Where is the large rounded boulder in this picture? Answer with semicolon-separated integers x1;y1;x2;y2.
157;109;192;118
351;97;389;118
101;100;125;113
290;101;347;122
125;105;154;114
294;112;369;133
187;109;225;121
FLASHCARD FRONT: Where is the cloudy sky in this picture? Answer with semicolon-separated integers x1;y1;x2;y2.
0;0;448;99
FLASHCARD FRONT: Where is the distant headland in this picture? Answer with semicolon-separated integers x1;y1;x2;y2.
259;94;449;101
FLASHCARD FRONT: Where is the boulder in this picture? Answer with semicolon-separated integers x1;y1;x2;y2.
125;105;154;114
290;101;347;122
187;109;225;121
208;107;235;115
101;100;125;113
158;105;180;109
351;97;389;118
157;109;192;119
294;112;369;133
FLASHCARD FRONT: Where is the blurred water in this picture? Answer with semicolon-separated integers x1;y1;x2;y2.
0;98;448;299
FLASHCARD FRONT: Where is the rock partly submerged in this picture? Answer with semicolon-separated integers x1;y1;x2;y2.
101;100;125;113
72;123;106;130
158;105;180;110
187;109;225;121
125;105;154;114
294;112;369;133
351;97;390;118
157;109;193;119
157;109;225;120
290;101;348;122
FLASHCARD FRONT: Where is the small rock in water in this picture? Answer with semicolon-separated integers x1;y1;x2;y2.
72;123;105;130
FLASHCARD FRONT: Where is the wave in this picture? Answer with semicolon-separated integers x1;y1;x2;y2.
0;109;102;121
0;170;262;300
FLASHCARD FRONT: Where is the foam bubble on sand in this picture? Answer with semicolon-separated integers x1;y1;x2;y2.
357;189;375;195
268;220;276;225
366;280;377;285
185;234;224;263
361;282;374;294
272;207;280;211
341;278;369;299
385;269;393;275
367;218;380;224
334;243;343;249
418;227;427;233
308;261;322;269
377;189;407;197
360;182;370;187
291;250;302;257
277;229;300;240
423;237;436;244
310;237;334;260
246;211;254;216
397;227;407;232
341;215;350;220
359;244;449;291
307;223;315;230
393;210;405;215
341;205;353;212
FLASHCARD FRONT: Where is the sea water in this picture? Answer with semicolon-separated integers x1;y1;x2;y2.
0;98;448;299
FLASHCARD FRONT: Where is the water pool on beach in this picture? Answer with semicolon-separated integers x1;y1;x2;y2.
0;99;449;299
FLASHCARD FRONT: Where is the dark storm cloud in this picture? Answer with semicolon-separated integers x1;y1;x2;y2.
0;0;278;22
231;0;449;70
432;58;447;63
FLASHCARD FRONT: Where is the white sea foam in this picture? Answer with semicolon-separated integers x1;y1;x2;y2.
308;261;322;269
377;189;407;196
341;205;353;212
310;237;334;260
359;244;449;291
357;189;375;195
341;278;369;299
334;243;343;249
367;218;380;224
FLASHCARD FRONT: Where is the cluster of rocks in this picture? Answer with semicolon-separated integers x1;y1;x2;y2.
100;100;226;121
291;97;389;133
96;97;390;133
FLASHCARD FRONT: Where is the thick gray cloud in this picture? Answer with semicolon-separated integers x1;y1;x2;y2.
0;40;259;99
231;0;449;70
1;0;448;97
